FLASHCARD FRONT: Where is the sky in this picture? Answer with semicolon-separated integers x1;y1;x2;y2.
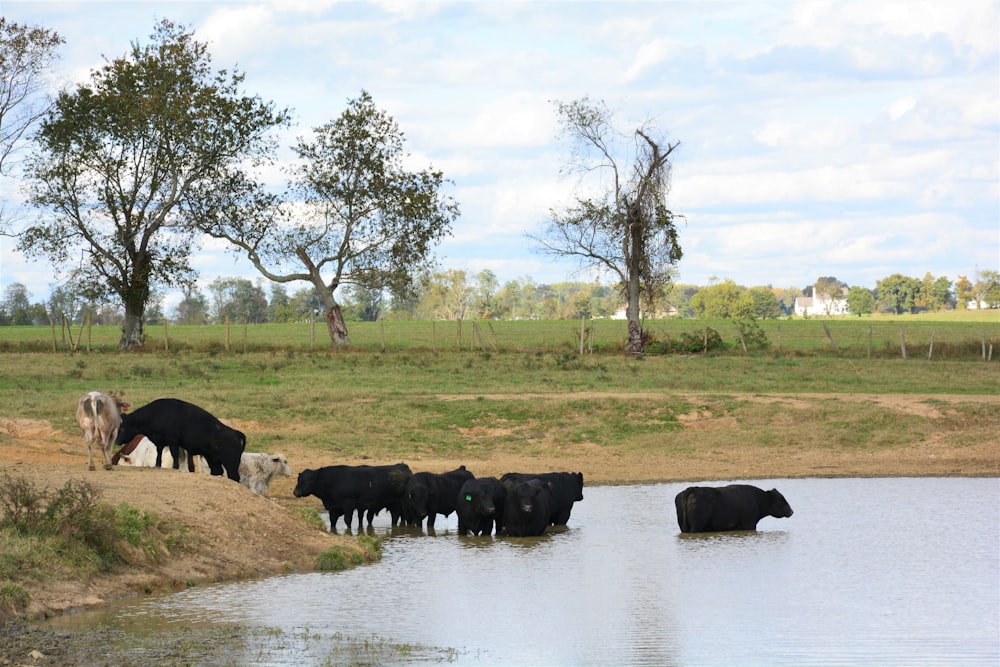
1;0;998;312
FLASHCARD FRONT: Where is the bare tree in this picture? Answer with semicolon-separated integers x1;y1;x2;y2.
532;97;683;353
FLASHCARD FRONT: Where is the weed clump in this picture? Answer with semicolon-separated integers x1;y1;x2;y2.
0;474;171;575
315;534;382;572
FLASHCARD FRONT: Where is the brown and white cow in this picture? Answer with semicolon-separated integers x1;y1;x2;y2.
76;391;128;471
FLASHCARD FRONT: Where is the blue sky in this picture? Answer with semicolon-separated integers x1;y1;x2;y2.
1;0;997;310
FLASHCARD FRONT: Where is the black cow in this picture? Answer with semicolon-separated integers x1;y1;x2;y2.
402;466;475;529
293;463;412;530
500;471;584;525
674;484;794;533
503;478;555;537
456;476;506;536
116;398;245;482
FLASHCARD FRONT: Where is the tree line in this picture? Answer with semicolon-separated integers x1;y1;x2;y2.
3;268;997;327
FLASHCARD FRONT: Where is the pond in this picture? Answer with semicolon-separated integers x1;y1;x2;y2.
45;477;999;666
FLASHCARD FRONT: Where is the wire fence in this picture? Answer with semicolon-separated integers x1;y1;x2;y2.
1;316;997;361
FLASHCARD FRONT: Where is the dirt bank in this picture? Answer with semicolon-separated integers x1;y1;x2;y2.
0;391;997;624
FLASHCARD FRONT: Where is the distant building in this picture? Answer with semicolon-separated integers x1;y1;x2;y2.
610;305;678;319
794;285;849;317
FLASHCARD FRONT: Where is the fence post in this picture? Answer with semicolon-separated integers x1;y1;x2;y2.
898;326;907;360
867;326;872;359
822;322;840;355
486;321;499;352
163;319;169;352
225;316;231;352
927;330;935;360
580;317;586;355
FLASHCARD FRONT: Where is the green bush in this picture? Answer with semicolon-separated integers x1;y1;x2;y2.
0;474;169;573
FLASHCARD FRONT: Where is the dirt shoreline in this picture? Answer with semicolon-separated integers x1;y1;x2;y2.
1;392;997;624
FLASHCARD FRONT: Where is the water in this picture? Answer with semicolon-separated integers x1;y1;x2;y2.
46;478;999;666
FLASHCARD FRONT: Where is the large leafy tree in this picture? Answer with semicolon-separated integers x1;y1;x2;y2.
533;97;682;353
0;19;62;229
876;273;921;314
18;20;288;348
846;286;875;316
192;90;459;346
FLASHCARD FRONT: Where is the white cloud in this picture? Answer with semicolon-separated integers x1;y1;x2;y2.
624;38;677;82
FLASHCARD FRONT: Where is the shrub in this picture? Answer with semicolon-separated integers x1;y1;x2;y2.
0;583;28;614
0;474;169;573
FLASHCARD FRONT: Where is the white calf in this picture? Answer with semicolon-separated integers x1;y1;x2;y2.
76;392;128;471
113;434;208;472
239;453;292;495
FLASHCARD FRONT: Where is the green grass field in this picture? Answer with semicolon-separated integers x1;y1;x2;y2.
2;311;997;359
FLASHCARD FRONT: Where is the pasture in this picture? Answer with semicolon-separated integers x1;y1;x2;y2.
0;314;996;478
1;312;998;359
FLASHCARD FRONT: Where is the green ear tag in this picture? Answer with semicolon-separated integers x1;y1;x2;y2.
465;495;473;502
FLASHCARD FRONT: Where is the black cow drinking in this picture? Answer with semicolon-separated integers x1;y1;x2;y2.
402;466;475;529
293;463;412;530
674;484;793;533
116;398;245;482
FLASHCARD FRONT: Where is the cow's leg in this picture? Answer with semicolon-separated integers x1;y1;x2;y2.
343;500;358;530
87;440;96;471
169;445;182;470
99;427;115;470
100;442;114;470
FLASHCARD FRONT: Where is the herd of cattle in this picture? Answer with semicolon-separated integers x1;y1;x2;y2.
75;391;793;535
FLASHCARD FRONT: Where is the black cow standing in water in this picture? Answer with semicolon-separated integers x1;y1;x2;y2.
116;398;245;482
499;471;584;526
402;466;475;529
293;463;412;530
456;476;506;536
674;484;793;533
503;478;555;537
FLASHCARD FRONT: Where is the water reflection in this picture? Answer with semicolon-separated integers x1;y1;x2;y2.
44;478;999;666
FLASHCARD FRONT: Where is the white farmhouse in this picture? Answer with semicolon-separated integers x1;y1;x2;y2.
794;285;849;316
